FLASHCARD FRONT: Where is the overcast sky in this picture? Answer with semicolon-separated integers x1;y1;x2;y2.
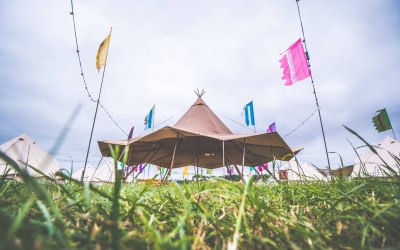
1;0;399;172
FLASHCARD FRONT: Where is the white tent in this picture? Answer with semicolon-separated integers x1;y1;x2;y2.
275;158;327;181
92;159;117;182
0;133;60;177
351;136;400;177
72;160;128;183
72;165;96;181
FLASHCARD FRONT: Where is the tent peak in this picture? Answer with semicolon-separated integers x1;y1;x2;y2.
194;89;206;97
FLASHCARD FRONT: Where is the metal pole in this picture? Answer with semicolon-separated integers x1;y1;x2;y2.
295;0;331;171
222;140;225;168
68;156;73;178
163;135;179;183
391;128;397;140
242;139;246;174
82;65;107;181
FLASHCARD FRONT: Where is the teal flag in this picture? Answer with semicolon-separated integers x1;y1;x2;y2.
144;105;155;130
243;101;255;126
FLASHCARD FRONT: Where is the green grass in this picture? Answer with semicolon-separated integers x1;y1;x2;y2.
0;175;399;249
1;127;400;249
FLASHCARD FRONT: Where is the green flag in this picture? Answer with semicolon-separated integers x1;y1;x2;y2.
206;169;212;175
161;167;165;174
372;108;392;132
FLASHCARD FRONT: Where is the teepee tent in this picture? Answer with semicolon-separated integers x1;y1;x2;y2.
351;136;400;177
98;94;297;181
91;159;117;182
0;134;60;177
276;158;327;181
72;165;96;181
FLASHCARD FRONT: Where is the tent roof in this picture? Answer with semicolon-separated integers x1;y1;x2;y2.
98;96;296;169
72;165;96;181
174;97;233;135
0;133;60;177
351;136;400;177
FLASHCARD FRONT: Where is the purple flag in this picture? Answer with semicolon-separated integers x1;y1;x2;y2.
139;164;143;173
267;122;276;133
128;126;134;140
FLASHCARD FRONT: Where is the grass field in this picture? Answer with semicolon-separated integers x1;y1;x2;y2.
1;130;400;249
1;172;400;249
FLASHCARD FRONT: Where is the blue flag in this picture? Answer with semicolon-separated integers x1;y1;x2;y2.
243;101;255;126
144;105;155;130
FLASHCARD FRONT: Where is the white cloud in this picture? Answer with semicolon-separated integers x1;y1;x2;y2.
1;0;399;171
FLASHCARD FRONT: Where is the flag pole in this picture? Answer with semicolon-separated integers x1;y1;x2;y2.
295;0;331;171
153;105;155;132
392;128;397;140
81;65;107;181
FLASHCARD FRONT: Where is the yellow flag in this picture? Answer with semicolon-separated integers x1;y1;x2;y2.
96;28;112;71
183;166;189;176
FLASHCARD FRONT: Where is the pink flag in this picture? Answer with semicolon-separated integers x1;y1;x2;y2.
279;39;310;86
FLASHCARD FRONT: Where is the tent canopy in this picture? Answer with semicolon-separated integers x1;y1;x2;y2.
351;136;400;177
0;133;60;177
98;96;296;169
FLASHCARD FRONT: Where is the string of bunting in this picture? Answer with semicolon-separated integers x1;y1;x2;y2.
283;109;317;138
69;0;127;136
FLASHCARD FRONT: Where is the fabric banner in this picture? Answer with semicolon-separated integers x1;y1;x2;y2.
96;28;112;71
373;108;392;132
267;122;276;133
183;166;189;176
243;101;255;126
144;105;155;130
128;126;134;140
279;38;310;86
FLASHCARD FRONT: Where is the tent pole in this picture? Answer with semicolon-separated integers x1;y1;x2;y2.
163;135;179;183
295;0;331;172
82;65;107;182
233;141;279;182
132;145;162;180
231;141;263;181
242;139;246;175
391;128;397;140
224;149;245;183
222;140;225;168
226;157;245;183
